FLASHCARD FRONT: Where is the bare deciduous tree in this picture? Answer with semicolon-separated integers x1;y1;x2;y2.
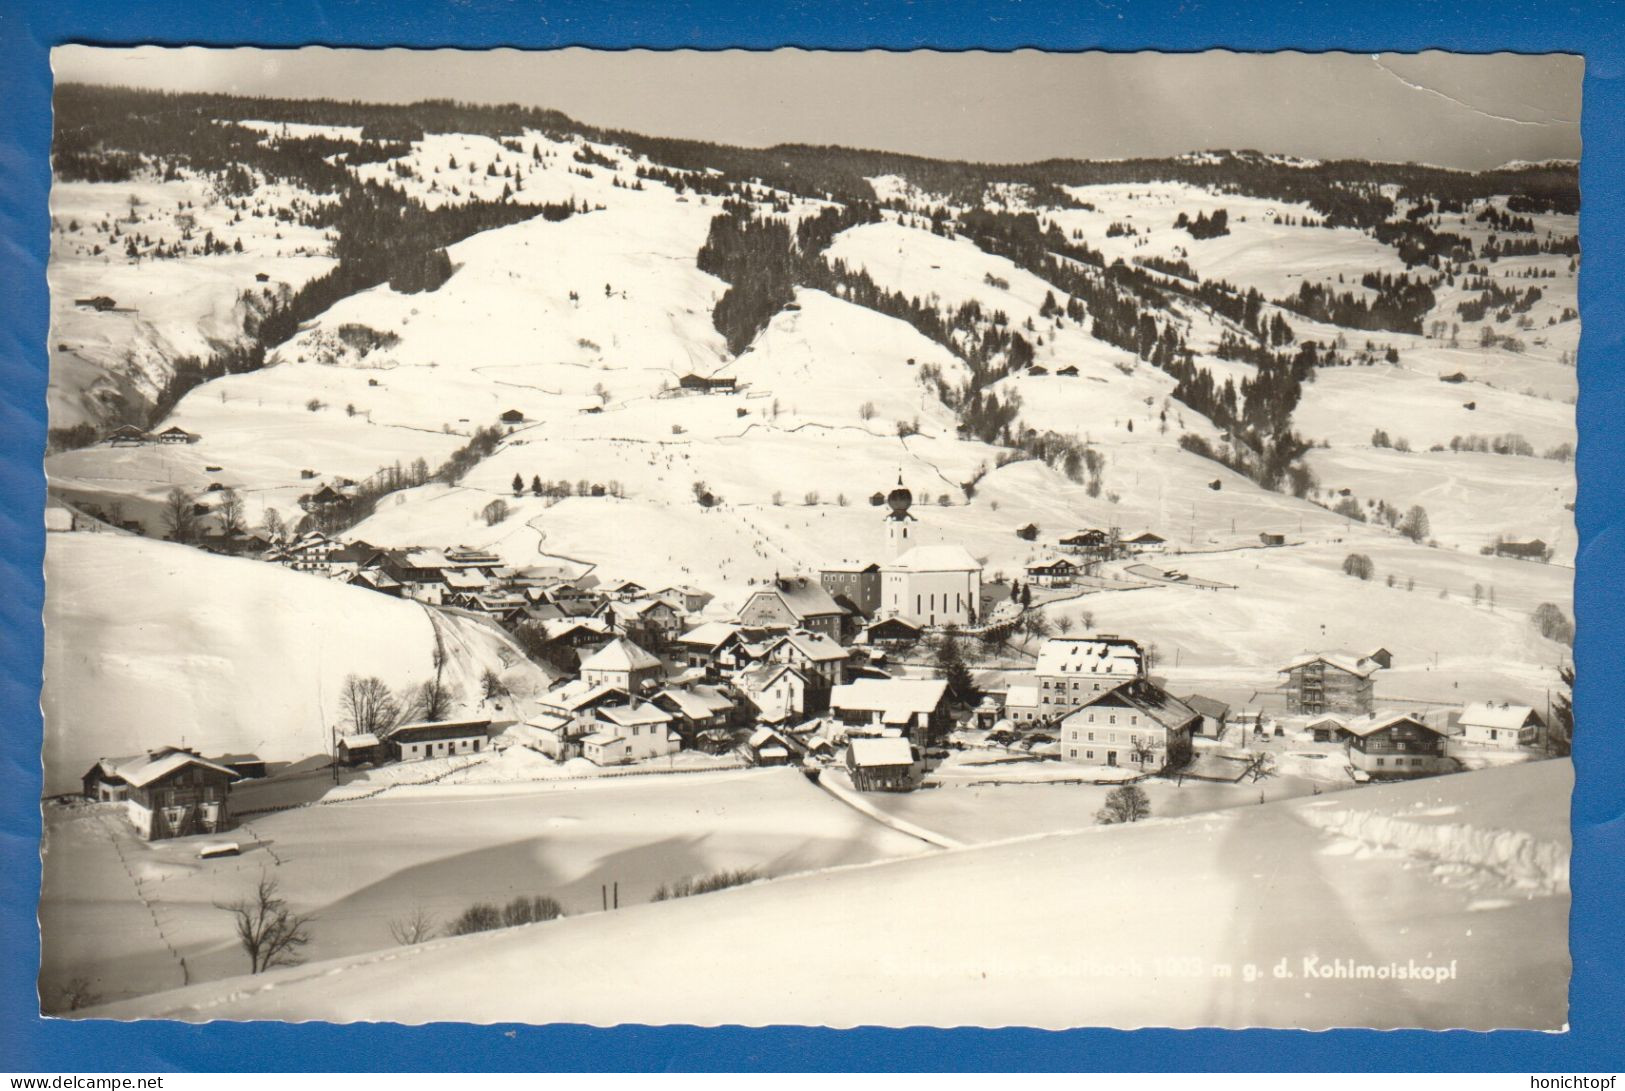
388;904;438;946
216;488;246;537
162;486;200;543
218;875;314;974
340;674;400;736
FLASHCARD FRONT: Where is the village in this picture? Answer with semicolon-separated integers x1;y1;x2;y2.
67;468;1561;848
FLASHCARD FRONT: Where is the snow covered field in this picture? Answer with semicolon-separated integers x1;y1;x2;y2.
41;767;927;1009
42;533;554;795
80;759;1571;1029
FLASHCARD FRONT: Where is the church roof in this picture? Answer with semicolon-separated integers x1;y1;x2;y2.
885;545;982;573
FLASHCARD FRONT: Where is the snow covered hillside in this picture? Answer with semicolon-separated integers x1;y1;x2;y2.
83;759;1571;1029
48;173;336;430
43;533;556;794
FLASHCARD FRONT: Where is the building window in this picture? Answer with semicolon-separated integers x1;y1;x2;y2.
1069;749;1077;759
1109;715;1117;724
1087;731;1094;741
1087;751;1094;760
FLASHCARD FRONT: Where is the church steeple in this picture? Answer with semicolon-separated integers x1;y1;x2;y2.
884;473;915;558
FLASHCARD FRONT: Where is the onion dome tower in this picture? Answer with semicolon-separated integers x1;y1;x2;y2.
884;473;916;558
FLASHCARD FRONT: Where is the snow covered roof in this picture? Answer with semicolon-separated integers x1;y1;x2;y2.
580;637;662;674
747;579;844;619
581;731;628;750
539;680;623;711
737;663;803;691
847;736;915;768
678;621;742;649
115;750;241;788
885;545;982;573
658;686;732;719
1182;695;1231;720
443;569;489;590
748;726;786;749
1340;711;1440;738
1458;702;1541;730
388;718;492;741
770;631;848;663
1004;682;1039;707
1063;680;1200;733
1035;637;1143;677
830;678;949;718
340;733;381;748
1279;651;1379;678
598;702;673;728
541;616;611;640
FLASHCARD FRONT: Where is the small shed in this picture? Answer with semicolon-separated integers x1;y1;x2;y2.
845;736;917;792
500;409;526;423
337;733;386;766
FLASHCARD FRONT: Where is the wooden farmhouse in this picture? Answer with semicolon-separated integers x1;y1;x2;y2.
84;747;240;841
1340;712;1452;778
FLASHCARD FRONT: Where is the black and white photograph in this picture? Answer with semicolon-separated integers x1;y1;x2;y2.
38;46;1580;1030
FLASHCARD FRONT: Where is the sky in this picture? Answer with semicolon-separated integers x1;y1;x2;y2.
51;46;1583;171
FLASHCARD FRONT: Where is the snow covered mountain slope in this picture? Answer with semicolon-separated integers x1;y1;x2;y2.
47;173;336;430
43;533;557;795
82;759;1570;1029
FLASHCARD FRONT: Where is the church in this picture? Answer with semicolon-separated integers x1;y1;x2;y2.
877;478;983;628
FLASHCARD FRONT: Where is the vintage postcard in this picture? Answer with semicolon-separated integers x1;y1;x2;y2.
38;46;1578;1029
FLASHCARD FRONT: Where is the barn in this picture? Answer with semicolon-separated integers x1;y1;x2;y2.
387;719;492;762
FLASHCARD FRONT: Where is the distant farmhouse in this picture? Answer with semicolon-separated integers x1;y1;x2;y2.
677;373;737;394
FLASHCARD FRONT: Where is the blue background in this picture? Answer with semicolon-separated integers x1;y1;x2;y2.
2;0;1620;1072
